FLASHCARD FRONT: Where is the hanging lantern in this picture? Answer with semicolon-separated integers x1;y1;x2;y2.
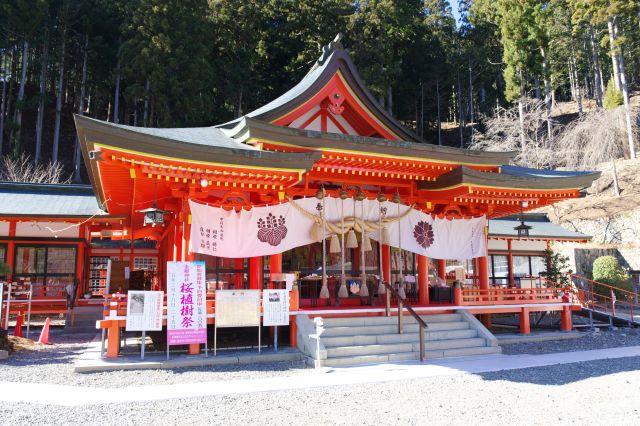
346;229;358;248
514;201;532;238
514;221;532;238
329;234;341;253
138;202;170;227
363;234;372;252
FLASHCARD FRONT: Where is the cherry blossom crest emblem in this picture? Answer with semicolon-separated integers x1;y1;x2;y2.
413;221;434;249
257;213;288;246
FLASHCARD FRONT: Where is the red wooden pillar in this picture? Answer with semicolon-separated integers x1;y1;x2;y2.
234;258;244;288
249;257;263;289
437;259;446;280
478;255;491;327
270;253;282;288
417;254;429;305
76;225;86;299
352;246;360;273
507;239;514;286
519;308;531;335
381;244;391;283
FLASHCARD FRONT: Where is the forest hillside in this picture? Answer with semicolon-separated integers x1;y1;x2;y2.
1;0;639;183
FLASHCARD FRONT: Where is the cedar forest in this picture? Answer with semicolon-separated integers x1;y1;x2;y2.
0;0;639;183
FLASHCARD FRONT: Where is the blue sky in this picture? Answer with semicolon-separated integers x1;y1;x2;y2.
450;1;462;26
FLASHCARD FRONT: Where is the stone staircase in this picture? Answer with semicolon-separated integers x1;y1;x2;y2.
301;312;501;367
64;305;103;334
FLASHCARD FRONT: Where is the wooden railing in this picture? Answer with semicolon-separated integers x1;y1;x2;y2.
455;285;571;306
570;274;638;324
381;280;428;362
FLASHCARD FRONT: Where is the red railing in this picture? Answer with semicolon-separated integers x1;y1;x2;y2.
458;286;571;306
570;274;638;323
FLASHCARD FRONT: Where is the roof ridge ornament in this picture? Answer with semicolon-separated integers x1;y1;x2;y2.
317;33;344;66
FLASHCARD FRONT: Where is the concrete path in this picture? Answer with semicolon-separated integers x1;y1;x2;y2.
2;345;640;407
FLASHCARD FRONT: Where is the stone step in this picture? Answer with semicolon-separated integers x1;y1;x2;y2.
327;343;415;358
321;321;468;337
321;314;461;328
322;346;502;367
322;328;478;347
326;337;488;358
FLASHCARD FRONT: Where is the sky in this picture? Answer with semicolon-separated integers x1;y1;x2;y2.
450;1;462;27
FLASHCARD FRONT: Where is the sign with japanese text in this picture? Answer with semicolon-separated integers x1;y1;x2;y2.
215;290;260;328
262;290;289;327
125;291;164;331
166;261;207;346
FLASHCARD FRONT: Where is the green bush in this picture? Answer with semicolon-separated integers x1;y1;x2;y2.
604;80;623;110
592;255;632;298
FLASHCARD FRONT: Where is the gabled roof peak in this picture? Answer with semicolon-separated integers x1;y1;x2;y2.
316;33;344;67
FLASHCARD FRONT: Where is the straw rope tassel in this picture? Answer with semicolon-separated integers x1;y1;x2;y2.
339;198;348;298
319;196;329;299
378;201;386;296
360;200;369;298
397;202;406;301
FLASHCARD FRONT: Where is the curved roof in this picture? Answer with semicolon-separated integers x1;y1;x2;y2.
418;166;600;191
217;36;420;142
489;216;590;241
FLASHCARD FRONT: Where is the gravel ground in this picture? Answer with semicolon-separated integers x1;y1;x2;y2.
502;327;640;355
0;332;308;388
2;327;640;389
1;357;639;425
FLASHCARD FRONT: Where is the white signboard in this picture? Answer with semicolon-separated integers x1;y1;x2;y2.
166;261;207;345
262;290;290;326
125;291;164;331
215;290;261;328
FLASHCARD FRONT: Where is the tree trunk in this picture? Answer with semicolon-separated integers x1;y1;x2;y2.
113;57;121;123
143;78;150;127
541;46;552;139
568;59;576;102
53;22;67;164
611;158;620;197
436;76;441;146
12;40;29;156
589;25;603;108
456;69;463;148
35;27;50;163
614;20;636;159
386;86;393;115
468;59;474;143
0;48;8;157
233;85;243;119
533;77;541;99
73;34;89;182
518;69;526;159
607;17;621;91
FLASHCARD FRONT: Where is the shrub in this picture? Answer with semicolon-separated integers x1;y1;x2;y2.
604;80;623;110
592;255;632;298
539;248;572;287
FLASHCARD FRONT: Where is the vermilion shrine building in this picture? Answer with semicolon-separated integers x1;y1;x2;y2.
1;38;597;361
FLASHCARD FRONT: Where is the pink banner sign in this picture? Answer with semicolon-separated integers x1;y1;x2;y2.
166;261;207;346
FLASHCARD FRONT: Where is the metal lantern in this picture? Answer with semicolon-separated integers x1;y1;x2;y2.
392;191;401;204
139;203;170;227
514;221;532;238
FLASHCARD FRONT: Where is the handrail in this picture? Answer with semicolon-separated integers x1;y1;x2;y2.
570;274;638;325
381;280;428;362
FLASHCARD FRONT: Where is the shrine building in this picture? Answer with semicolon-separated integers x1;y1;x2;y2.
1;37;598;364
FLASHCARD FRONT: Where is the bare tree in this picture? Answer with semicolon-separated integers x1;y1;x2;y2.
0;154;71;184
470;98;560;169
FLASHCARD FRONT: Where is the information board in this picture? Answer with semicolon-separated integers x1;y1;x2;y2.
262;289;289;326
166;261;207;346
125;291;164;331
215;290;261;328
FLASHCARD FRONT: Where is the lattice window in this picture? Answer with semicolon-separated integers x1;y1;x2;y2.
134;257;157;271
